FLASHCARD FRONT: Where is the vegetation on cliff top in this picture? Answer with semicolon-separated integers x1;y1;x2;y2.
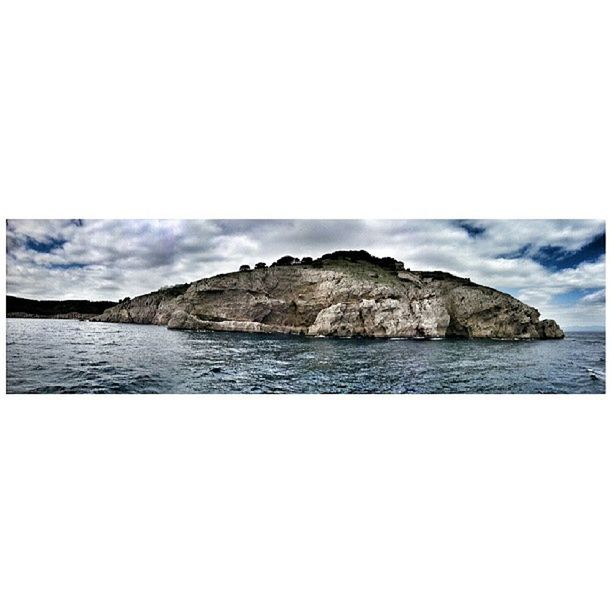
240;250;406;272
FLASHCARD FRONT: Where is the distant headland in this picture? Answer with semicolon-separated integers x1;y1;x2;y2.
6;296;117;320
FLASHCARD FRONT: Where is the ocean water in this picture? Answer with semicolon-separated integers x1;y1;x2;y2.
5;319;606;394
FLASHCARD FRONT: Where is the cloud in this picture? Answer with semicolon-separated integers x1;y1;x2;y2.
5;219;606;329
581;288;605;304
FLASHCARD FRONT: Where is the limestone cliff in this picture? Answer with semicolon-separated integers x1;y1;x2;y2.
92;252;564;339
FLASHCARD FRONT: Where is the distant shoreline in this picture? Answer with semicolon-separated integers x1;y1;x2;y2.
6;312;93;320
6;295;117;320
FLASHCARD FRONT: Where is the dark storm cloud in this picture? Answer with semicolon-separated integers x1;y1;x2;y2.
5;219;605;329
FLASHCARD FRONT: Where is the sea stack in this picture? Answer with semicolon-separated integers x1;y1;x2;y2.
92;250;564;339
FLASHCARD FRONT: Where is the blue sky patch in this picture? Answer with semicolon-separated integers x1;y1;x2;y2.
47;262;89;270
552;288;597;305
456;221;486;237
500;244;532;259
532;233;605;271
25;236;67;253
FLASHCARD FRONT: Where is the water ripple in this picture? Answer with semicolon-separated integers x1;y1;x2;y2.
5;319;606;394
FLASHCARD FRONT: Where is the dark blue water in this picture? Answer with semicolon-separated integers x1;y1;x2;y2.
5;319;606;394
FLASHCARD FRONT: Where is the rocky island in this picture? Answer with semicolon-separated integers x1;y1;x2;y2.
91;250;564;339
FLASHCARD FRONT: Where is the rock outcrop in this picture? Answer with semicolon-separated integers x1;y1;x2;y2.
92;252;564;339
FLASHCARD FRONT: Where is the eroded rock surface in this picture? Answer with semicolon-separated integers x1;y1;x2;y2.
92;256;564;339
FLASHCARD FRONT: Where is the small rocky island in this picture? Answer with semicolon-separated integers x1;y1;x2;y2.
92;250;564;339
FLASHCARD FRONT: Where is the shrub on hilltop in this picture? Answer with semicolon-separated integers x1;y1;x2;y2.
272;255;300;267
315;250;405;271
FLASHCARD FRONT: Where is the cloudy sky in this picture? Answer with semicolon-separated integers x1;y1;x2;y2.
6;219;606;330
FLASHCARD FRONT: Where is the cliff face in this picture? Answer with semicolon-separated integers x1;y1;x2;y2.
92;257;564;339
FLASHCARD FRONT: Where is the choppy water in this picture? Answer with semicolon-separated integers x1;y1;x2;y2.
5;319;606;394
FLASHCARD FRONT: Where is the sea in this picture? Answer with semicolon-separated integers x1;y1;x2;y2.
5;318;606;394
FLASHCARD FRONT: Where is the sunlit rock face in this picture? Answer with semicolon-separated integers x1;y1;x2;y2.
93;253;564;340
